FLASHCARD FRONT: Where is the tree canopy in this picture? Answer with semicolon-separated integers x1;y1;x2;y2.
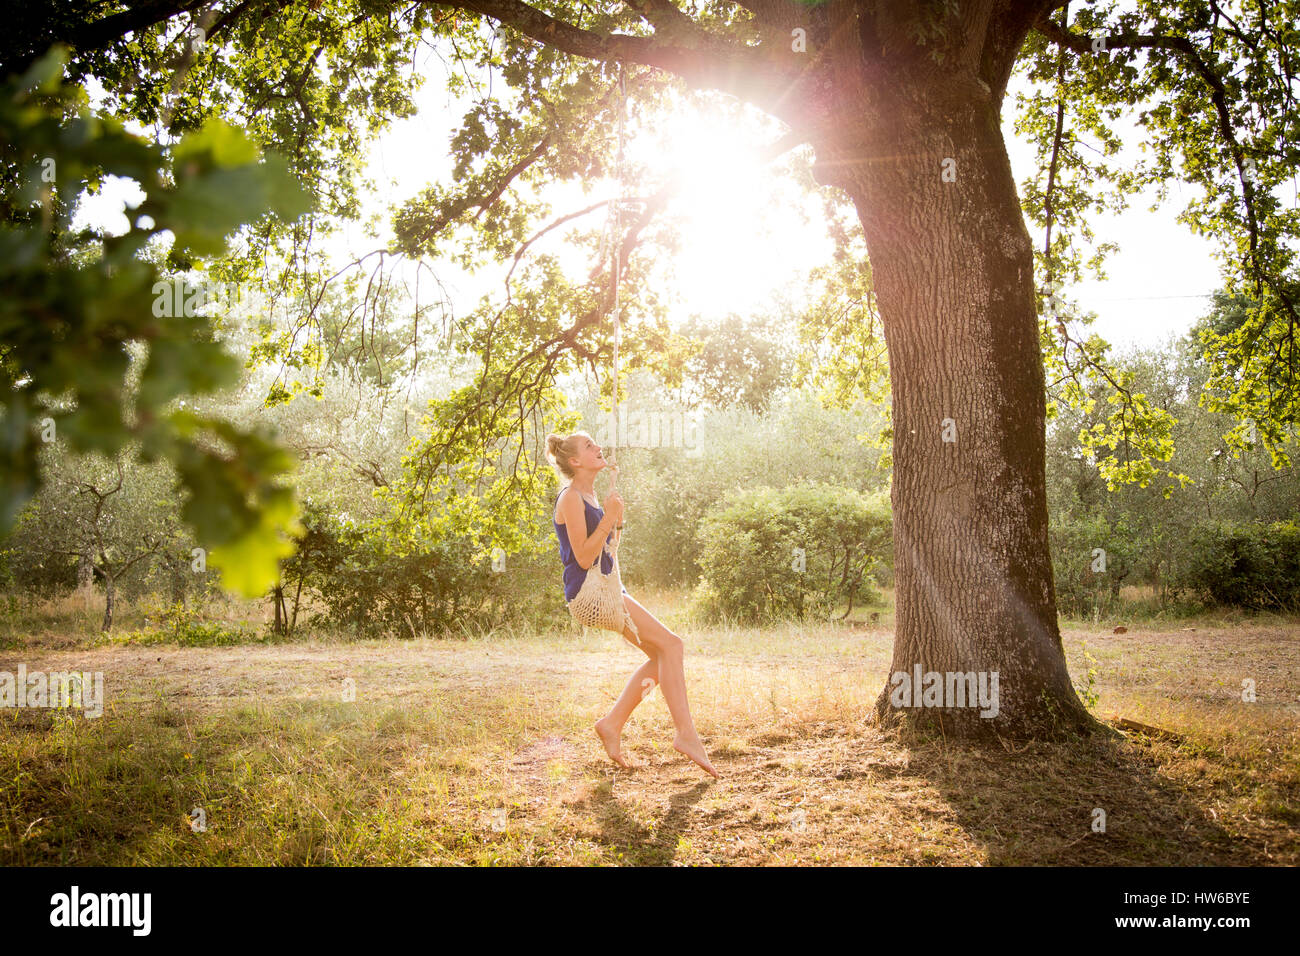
3;0;1298;594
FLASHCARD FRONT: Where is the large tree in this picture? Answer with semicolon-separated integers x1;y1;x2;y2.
7;1;1298;738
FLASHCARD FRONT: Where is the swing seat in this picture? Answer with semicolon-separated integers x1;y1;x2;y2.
567;529;642;648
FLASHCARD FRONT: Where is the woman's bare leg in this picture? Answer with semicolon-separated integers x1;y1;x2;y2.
594;653;658;769
619;592;719;778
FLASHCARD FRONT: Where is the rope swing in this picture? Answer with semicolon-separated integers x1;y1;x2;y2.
564;61;642;646
608;61;627;474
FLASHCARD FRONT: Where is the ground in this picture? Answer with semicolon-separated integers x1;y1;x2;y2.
1;592;1297;865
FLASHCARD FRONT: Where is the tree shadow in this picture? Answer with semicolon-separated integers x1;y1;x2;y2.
891;725;1277;864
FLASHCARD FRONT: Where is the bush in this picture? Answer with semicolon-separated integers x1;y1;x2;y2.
109;602;261;646
598;386;890;591
291;506;567;639
1176;520;1300;610
1049;515;1140;618
692;482;891;625
621;465;718;590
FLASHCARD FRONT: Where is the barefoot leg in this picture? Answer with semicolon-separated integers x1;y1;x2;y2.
595;653;658;768
621;592;720;779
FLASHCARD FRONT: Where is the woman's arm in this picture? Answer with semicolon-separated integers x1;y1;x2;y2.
558;489;615;571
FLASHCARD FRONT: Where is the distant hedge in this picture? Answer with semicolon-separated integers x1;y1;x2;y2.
1177;520;1300;611
1049;515;1140;618
692;482;891;625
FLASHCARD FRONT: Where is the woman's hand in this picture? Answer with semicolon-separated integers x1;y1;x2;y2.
605;490;625;525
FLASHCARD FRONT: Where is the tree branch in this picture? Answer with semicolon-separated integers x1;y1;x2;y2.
1033;12;1300;333
427;0;798;109
621;0;702;37
720;0;807;31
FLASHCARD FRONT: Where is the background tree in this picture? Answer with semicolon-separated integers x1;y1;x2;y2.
677;312;795;414
12;446;187;630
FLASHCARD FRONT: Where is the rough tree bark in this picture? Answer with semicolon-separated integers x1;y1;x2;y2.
806;4;1096;739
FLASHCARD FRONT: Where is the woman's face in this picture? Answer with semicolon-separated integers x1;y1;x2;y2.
569;435;609;473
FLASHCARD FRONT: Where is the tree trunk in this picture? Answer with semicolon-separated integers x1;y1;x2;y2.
77;550;93;609
812;72;1096;740
170;556;186;606
101;573;114;633
76;550;93;590
290;574;304;635
272;585;285;636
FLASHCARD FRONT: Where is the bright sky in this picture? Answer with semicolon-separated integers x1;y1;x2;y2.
340;47;1231;353
76;31;1256;355
1000;75;1227;351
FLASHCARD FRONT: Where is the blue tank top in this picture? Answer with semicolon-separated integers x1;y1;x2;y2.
553;488;628;602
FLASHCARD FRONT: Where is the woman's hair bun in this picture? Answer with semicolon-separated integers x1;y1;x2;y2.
546;432;583;480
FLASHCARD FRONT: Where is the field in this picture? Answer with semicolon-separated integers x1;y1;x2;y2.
1;589;1297;866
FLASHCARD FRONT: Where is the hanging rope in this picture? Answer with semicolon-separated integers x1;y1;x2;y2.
611;61;626;468
563;60;642;648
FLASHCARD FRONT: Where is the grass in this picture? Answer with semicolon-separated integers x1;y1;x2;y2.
1;587;1297;865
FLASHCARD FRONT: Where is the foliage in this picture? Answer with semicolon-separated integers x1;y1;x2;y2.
1048;513;1138;618
694;481;891;625
286;498;564;639
1176;520;1300;611
790;235;891;415
4;1;431;267
110;601;261;647
1072;641;1101;711
0;46;310;594
6;446;181;594
578;380;890;590
676;312;794;414
1196;290;1300;469
1015;2;1300;492
1046;330;1300;614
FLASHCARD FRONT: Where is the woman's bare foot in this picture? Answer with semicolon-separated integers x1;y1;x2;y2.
673;733;720;778
595;719;633;770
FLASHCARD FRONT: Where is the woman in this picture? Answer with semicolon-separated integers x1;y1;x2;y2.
546;430;719;778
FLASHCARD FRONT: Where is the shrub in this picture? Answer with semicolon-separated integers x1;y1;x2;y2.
293;507;567;639
1049;515;1139;618
108;602;261;646
693;482;891;625
1176;520;1300;610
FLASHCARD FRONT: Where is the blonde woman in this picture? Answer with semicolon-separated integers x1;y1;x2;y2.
546;431;719;778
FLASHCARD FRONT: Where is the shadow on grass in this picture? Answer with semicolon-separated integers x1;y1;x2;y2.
572;777;713;866
893;725;1272;865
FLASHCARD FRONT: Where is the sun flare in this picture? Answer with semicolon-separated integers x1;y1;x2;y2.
624;101;829;324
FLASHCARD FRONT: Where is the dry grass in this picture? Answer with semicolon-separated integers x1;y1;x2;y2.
1;590;1296;865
